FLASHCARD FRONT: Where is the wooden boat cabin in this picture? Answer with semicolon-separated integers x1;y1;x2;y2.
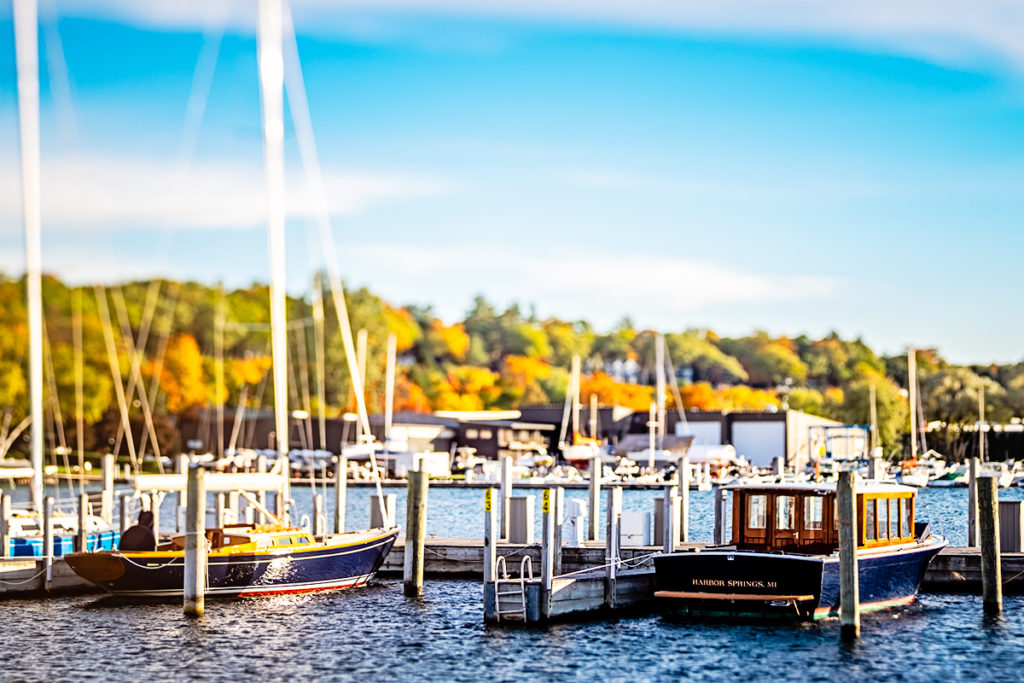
728;483;918;554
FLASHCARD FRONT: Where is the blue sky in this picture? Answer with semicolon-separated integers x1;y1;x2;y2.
2;1;1024;364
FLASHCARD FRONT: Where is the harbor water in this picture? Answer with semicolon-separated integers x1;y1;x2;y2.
2;485;1024;680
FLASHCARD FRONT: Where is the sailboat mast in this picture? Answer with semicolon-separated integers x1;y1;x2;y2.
655;333;667;451
14;0;44;511
907;348;917;460
570;355;581;443
258;0;289;463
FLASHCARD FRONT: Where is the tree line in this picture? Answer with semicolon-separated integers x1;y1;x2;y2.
1;273;1022;460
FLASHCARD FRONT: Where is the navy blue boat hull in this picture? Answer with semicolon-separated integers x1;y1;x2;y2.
65;529;398;598
654;537;946;619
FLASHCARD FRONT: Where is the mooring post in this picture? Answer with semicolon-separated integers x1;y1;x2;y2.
334;453;347;534
662;484;679;554
0;493;9;558
837;469;859;640
500;455;513;540
150;493;161;542
553;486;564;576
370;493;396;528
175;454;188;531
605;486;622;609
184;465;207;617
677;455;690;543
76;492;89;552
588;453;602;542
968;456;980;547
978;474;1002;616
256;454;267;520
312;494;323;539
404;468;428;598
119;493;131;534
541;487;556;619
713;487;729;545
43;496;54;590
101;453;115;525
215;492;226;528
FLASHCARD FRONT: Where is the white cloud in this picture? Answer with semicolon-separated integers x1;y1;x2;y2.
0;153;453;232
339;242;840;327
42;0;1024;71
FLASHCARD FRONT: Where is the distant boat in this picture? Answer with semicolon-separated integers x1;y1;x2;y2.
66;523;397;597
654;481;946;619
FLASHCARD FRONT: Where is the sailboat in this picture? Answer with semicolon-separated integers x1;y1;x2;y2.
65;0;397;596
5;0;118;558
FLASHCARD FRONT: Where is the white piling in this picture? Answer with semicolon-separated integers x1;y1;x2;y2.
334;454;347;534
484;488;497;586
713;487;729;545
77;492;88;552
313;494;323;539
101;453;115;525
662;484;679;554
43;496;53;590
184;465;206;617
541;488;556;612
500;455;513;540
150;493;161;542
256;454;268;519
677;455;690;543
837;470;859;640
370;493;396;528
216;492;226;528
0;493;9;558
553;487;564;576
588;453;602;541
605;486;622;609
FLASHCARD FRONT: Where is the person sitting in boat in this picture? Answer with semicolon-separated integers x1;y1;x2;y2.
118;510;156;551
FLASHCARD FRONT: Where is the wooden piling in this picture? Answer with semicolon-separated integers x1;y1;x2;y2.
978;474;1002;616
184;465;206;617
76;492;88;552
968;456;980;547
837;470;859;640
0;493;10;558
677;455;690;542
500;455;512;540
605;486;622;609
43;496;53;590
588;453;602;541
334;453;347;533
403;469;428;598
101;453;115;525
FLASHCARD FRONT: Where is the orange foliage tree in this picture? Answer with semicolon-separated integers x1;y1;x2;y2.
394;373;432;413
432;365;501;411
154;334;208;414
580;372;653;411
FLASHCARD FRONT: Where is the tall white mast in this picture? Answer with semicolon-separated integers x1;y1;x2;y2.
258;0;289;463
14;0;44;511
570;355;581;443
655;334;667;452
907;348;917;460
384;333;396;444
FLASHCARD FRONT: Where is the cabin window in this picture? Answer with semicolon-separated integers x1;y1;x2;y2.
776;495;795;530
877;498;889;540
889;499;899;539
749;495;767;530
804;496;823;530
479;429;493;439
466;429;479;439
865;499;876;541
277;537;293;546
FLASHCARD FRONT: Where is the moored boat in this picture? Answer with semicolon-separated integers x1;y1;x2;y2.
654;481;945;620
65;523;398;598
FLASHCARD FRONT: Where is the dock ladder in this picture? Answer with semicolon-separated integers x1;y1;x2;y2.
494;555;532;622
